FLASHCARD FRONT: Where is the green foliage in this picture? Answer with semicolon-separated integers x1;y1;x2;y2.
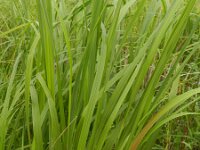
0;0;200;150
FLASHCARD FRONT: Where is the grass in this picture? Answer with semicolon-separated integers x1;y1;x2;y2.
0;0;200;149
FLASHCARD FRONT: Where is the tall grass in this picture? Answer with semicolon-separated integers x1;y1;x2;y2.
0;0;200;149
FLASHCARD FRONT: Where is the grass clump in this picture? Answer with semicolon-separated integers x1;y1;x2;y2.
0;0;200;149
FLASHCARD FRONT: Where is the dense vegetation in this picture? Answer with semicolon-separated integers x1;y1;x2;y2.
0;0;200;149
